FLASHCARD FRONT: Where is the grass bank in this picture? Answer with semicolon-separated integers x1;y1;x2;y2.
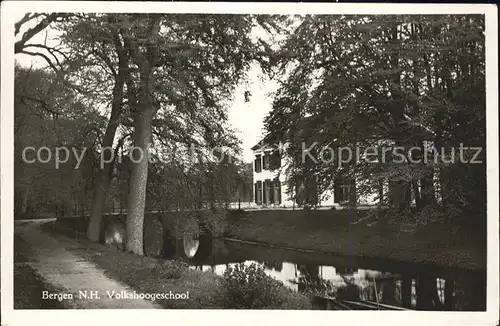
225;209;486;271
41;221;313;309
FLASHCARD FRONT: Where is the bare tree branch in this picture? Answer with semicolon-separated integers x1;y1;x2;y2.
18;94;60;116
14;13;42;36
15;13;66;54
18;49;60;72
23;43;71;63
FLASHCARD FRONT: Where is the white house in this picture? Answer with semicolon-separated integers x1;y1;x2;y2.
251;139;380;209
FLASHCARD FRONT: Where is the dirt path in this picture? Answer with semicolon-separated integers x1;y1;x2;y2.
14;221;160;309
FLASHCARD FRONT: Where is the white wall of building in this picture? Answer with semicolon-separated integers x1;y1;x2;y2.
251;146;379;209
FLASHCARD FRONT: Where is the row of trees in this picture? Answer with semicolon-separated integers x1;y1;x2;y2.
14;66;102;218
14;13;486;254
14;13;268;254
264;15;486;231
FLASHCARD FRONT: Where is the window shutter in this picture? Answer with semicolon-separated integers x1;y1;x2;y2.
259;181;263;204
254;183;258;204
270;180;275;203
256;181;262;204
262;181;266;204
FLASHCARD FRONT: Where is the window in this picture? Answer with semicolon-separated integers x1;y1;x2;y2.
334;177;355;204
263;154;270;170
270;151;282;170
294;177;319;206
254;155;262;173
263;179;272;204
259;151;282;171
340;185;352;203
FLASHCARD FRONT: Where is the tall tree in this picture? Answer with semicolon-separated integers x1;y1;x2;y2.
57;14;133;241
265;15;485;230
116;14;280;254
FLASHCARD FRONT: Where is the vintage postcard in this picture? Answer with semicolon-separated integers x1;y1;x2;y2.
1;2;498;326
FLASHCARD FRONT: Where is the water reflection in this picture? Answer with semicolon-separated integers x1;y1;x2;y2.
183;239;485;311
183;236;199;258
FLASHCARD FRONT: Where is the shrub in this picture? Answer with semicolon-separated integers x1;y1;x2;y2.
221;263;284;309
154;259;189;280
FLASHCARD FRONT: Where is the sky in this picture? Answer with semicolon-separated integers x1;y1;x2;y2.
14;14;279;163
227;65;278;162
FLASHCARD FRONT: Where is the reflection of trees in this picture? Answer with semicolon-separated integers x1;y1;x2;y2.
379;278;398;305
343;272;401;306
207;260;483;311
444;278;454;310
415;275;443;310
335;266;357;276
336;279;360;301
452;275;486;311
295;264;330;295
470;276;486;311
263;261;283;272
391;274;485;311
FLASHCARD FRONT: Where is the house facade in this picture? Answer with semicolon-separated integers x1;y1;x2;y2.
251;141;291;207
251;140;379;209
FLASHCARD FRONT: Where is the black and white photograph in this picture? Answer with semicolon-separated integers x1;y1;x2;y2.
1;2;498;326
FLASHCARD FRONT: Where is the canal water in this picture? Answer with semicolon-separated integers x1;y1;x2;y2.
180;238;486;311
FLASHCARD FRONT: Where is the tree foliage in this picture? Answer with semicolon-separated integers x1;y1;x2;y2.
14;13;281;253
264;15;486;230
14;66;103;217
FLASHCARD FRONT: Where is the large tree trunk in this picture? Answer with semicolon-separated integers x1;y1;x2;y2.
121;15;162;255
387;23;413;215
86;139;116;241
125;105;154;255
86;32;127;242
87;32;129;241
86;79;124;242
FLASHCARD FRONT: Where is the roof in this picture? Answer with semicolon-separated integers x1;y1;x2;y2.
251;113;435;153
251;133;275;151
